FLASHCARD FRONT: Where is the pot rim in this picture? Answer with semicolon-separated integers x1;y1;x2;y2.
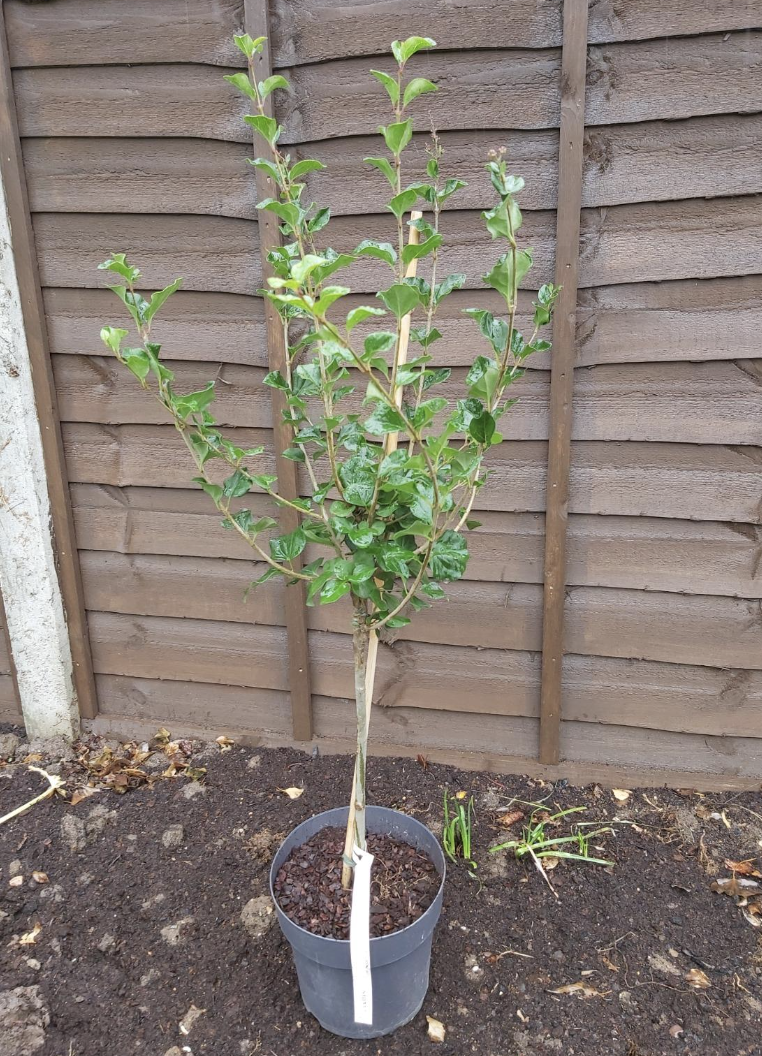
269;805;446;947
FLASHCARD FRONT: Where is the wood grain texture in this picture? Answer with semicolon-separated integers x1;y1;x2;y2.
14;65;250;142
6;0;759;69
576;276;762;366
69;485;762;599
26;116;762;219
78;550;762;671
0;674;21;719
92;654;762;745
244;0;312;741
44;289;268;366
33;214;261;295
5;0;246;68
586;32;762;126
0;19;97;720
62;424;762;522
53;354;762;445
32;199;761;296
540;0;588;764
42;275;762;369
268;0;762;64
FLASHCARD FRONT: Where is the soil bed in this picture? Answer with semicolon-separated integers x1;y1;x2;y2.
274;826;439;938
1;724;761;1056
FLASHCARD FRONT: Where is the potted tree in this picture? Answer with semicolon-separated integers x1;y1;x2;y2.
98;34;558;1038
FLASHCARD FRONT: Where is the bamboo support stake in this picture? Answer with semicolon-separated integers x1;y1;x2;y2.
341;211;423;888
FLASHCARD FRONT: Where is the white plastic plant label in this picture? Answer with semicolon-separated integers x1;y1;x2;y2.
350;844;375;1025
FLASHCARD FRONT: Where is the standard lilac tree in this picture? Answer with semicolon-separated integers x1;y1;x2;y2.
98;34;559;889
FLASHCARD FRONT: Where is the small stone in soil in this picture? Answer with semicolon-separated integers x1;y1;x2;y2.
162;824;185;849
273;826;439;940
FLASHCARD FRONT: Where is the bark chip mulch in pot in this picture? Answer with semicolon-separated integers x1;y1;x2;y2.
273;826;439;938
1;722;762;1056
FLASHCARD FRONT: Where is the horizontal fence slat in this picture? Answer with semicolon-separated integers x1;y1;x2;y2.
577;276;762;366
7;0;759;70
61;424;762;523
44;288;269;366
5;0;246;68
79;552;762;669
33;214;261;296
54;353;762;445
33;199;762;296
70;485;762;599
29;116;762;220
92;646;762;744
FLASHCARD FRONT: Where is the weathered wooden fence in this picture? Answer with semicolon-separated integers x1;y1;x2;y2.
1;0;760;787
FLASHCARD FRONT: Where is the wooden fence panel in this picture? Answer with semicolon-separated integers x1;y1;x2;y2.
4;0;761;786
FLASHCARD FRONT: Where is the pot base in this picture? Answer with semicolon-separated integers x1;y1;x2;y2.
269;806;446;1039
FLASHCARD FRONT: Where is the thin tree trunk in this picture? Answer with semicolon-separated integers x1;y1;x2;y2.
341;610;371;888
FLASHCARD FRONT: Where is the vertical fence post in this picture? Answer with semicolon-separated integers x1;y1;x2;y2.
243;0;313;741
0;15;97;734
538;0;589;765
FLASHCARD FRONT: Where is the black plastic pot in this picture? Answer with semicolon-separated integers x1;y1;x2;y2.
269;805;446;1039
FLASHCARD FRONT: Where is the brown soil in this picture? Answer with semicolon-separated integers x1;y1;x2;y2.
1;725;761;1056
273;826;439;938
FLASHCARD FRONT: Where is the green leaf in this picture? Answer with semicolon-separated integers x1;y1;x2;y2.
391;36;437;65
263;370;289;390
270;527;307;563
174;382;216;417
347;305;386;332
464;308;509;355
308;206;331;233
254;565;283;585
403;76;437;106
438;178;467;204
313;285;350;315
410;325;442;349
401;233;442;268
484;249;533;303
378;542;415;578
290;254;326;285
121;347;151;382
222;469;252;498
420;580;446;599
370;69;399;104
347;524;375;548
377;283;420;319
363;403;407;435
355;240;397;267
193;478;223;503
364;156;397;187
98;253;140;284
433;273;465;305
223;72;256;100
289;158;326;180
144;277;183;324
364;331;396;356
388;187;418;219
259;74;290;98
257;197;301;230
247;156;281;183
468;410;496;445
379;119;413;156
243;114;280;144
319;578;351;604
430;530;468;581
339;456;377;507
384;614;411;629
252;474;278;491
100;326;128;355
282;446;306;462
233;34;266;58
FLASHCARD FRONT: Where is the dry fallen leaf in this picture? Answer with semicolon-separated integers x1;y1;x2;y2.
19;922;42;945
612;789;632;803
686;968;711;990
669;1024;684;1038
543;856;560;871
455;791;467;801
178;1003;206;1036
216;735;235;751
31;872;48;885
22;753;44;764
426;1016;446;1043
725;859;762;878
498;809;525;827
70;785;100;807
8;875;23;888
277;787;304;799
550;981;606;999
154;727;172;745
741;908;762;928
712;876;762;899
